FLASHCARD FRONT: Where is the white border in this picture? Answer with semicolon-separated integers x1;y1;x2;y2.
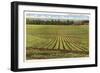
18;5;95;68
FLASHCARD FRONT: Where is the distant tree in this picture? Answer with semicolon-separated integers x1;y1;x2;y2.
26;18;89;25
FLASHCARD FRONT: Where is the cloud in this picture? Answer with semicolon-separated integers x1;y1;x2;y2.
26;12;89;20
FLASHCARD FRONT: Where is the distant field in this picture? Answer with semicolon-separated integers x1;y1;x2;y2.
26;25;89;60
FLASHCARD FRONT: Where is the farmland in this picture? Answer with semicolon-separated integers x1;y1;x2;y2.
26;25;89;60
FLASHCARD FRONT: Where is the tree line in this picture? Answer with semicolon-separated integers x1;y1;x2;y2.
26;18;89;25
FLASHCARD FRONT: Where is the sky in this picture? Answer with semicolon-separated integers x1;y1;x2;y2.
26;12;89;20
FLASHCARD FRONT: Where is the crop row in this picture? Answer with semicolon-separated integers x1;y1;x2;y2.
33;35;88;53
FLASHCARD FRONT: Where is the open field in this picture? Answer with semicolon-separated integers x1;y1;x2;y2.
26;25;89;60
